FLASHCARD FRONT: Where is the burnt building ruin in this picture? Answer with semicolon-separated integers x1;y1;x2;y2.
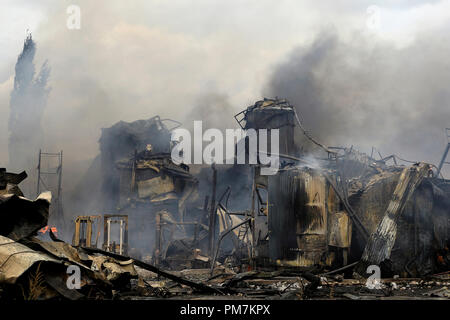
86;98;450;278
1;97;449;300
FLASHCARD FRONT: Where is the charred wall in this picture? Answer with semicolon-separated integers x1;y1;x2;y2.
349;172;450;276
99;116;172;211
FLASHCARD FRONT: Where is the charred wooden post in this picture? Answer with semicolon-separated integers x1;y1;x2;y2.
356;163;430;275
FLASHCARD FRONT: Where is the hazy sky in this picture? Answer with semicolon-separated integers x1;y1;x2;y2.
1;1;450;177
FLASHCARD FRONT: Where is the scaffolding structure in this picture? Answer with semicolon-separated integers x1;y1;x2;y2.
36;150;64;227
437;128;450;178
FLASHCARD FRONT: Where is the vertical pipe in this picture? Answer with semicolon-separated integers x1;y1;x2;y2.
103;216;107;250
36;149;41;197
208;164;217;258
120;219;123;255
107;219;111;251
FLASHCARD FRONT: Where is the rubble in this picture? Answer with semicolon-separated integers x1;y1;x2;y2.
0;191;51;241
1;98;449;301
0;171;221;300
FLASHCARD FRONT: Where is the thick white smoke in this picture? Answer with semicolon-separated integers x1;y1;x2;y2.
8;34;51;195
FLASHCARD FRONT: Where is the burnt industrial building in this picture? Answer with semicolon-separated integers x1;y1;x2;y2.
0;98;449;301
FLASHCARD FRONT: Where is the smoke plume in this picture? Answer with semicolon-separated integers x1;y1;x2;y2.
264;30;450;176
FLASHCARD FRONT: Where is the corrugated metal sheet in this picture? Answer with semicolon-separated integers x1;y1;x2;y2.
0;235;60;284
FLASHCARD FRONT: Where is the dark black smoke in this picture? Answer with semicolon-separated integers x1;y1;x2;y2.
8;34;51;194
264;30;450;177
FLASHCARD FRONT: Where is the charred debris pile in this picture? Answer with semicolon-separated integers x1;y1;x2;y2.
1;98;449;300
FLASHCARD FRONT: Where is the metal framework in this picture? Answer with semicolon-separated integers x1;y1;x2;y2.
102;214;128;255
437;128;450;178
36;150;63;225
209;179;267;273
154;211;207;266
73;215;101;247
